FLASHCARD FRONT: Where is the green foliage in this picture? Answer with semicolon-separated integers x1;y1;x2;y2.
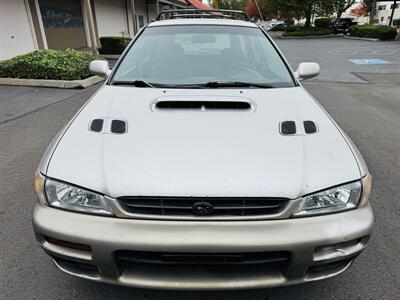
269;25;304;32
269;24;288;31
349;24;398;40
98;36;131;55
210;0;246;10
283;27;331;37
0;49;102;80
314;18;332;28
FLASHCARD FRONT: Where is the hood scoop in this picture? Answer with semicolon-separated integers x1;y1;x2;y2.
151;96;255;112
155;101;251;111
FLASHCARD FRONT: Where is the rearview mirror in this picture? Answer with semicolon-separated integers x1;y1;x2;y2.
89;60;111;78
295;62;320;80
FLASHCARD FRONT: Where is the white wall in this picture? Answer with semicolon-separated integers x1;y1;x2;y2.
94;0;128;37
0;0;36;60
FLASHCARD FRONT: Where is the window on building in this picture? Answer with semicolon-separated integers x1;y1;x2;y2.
390;4;400;9
39;0;84;28
380;16;384;22
378;5;386;11
137;15;145;29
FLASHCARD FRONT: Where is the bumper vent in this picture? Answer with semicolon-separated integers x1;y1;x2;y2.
115;250;291;267
117;196;288;218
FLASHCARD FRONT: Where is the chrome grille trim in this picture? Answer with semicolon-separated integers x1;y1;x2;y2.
114;196;289;220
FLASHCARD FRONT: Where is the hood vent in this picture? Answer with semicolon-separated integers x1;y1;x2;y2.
89;118;128;134
111;120;127;134
155;101;252;111
89;119;104;132
280;120;318;136
303;120;317;134
280;121;297;135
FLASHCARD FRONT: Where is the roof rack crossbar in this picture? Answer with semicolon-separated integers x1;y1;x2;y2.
155;9;250;21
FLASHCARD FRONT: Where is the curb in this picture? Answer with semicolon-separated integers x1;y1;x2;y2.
343;36;380;42
0;75;105;89
279;34;337;39
100;54;120;59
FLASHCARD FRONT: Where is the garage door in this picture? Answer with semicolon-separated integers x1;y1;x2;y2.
0;0;36;60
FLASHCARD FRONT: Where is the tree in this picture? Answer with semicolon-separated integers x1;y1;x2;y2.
246;0;259;18
331;0;356;19
210;0;246;10
350;3;369;18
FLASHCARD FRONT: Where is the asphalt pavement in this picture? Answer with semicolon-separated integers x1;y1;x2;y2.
0;37;399;299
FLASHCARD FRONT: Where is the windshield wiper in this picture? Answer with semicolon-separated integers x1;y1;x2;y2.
160;81;274;89
202;81;274;88
111;80;157;88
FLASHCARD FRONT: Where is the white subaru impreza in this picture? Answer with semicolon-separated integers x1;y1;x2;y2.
33;10;373;289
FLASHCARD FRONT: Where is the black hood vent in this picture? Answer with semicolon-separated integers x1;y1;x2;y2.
280;121;296;135
303;120;317;134
111;120;128;134
89;119;104;132
155;101;252;111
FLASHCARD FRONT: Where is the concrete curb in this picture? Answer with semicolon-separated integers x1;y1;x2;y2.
0;75;105;89
279;34;338;39
100;54;120;59
343;36;380;42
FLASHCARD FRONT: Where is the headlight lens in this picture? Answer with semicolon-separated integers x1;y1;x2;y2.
293;181;362;217
45;179;113;216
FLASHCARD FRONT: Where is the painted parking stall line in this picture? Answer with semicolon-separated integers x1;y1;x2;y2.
350;59;391;65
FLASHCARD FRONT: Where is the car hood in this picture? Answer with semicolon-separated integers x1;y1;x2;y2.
46;85;361;199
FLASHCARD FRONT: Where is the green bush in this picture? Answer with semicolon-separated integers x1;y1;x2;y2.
349;24;398;40
270;24;304;32
285;25;305;32
269;24;287;31
314;18;332;29
98;36;131;55
283;28;331;37
0;49;102;80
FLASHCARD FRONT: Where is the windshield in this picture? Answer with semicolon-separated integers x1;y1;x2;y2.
111;25;296;88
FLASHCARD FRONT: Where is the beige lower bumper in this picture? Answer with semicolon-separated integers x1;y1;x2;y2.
32;203;373;289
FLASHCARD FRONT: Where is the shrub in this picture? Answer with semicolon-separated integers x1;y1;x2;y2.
314;18;332;29
269;24;288;31
0;49;102;80
283;28;331;37
270;24;304;32
349;24;398;40
98;36;131;55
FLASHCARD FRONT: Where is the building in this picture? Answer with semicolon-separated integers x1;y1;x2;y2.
0;0;209;60
343;1;400;25
375;1;400;25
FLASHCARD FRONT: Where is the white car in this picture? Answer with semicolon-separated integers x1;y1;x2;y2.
33;9;373;289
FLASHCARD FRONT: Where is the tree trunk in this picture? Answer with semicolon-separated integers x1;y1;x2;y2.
337;9;343;20
369;0;377;24
304;4;313;27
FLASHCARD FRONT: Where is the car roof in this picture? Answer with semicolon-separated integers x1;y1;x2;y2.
147;19;259;28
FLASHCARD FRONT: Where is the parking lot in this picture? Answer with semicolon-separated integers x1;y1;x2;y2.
0;37;399;299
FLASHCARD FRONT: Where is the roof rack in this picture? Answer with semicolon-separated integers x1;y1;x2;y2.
155;9;250;21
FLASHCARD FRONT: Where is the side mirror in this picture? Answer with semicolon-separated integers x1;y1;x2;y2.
295;62;320;80
89;60;111;78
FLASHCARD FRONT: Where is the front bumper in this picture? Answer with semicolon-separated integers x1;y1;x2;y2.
33;203;373;290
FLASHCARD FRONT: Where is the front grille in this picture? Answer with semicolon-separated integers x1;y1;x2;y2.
117;196;288;218
115;250;291;268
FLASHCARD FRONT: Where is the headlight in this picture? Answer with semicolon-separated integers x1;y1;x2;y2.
44;178;113;216
293;180;363;217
